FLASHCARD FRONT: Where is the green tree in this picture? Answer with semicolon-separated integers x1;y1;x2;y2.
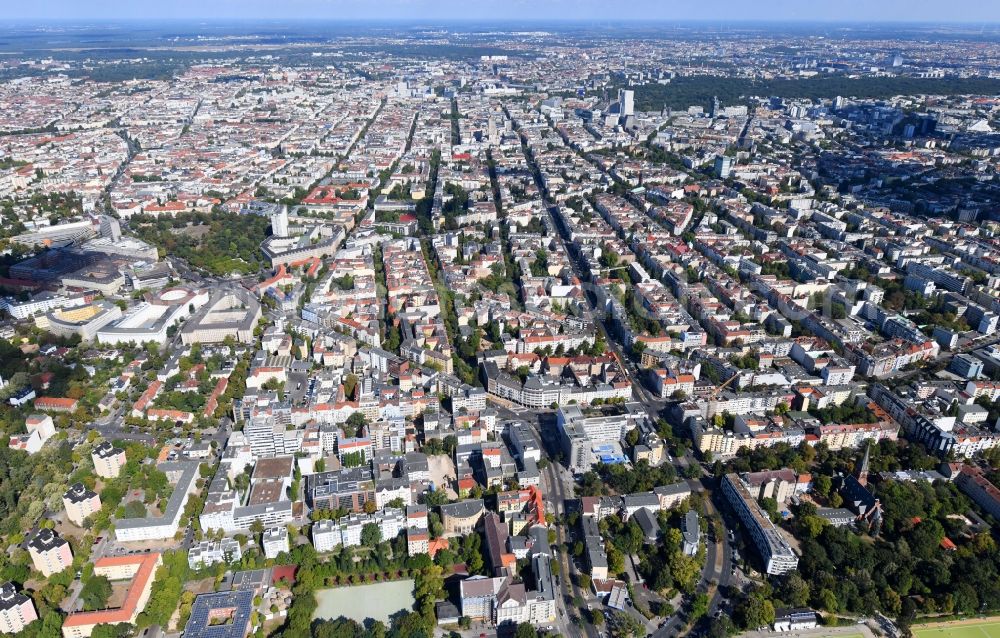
812;475;832;498
608;610;644;638
606;545;625;577
346;412;368;436
737;589;775;630
361;523;382;548
250;519;265;540
513;623;539;638
80;574;113;611
123;500;147;518
690;593;710;621
90;624;132;638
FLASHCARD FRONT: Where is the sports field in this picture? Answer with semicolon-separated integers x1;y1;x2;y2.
915;620;1000;638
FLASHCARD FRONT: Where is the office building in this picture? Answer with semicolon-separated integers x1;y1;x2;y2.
618;89;634;117
180;287;261;345
714;155;734;178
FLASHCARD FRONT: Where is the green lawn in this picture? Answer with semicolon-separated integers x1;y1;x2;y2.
915;621;1000;638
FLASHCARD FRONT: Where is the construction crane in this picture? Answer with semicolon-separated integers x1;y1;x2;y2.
709;372;740;400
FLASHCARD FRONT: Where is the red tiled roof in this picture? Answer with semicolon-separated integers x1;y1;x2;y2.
34;396;78;410
63;553;160;628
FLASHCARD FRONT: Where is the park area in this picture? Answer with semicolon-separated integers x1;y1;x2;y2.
915;619;1000;638
313;579;415;625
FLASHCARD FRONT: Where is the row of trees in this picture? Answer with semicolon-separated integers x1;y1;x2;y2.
275;540;446;638
577;460;679;497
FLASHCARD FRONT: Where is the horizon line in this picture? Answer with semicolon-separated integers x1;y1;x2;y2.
2;18;1000;26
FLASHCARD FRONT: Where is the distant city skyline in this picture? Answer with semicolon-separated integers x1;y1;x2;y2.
5;0;1000;23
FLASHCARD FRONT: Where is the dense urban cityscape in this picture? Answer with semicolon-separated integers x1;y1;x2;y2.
3;10;1000;638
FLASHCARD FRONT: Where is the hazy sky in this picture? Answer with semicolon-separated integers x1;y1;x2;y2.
5;0;1000;23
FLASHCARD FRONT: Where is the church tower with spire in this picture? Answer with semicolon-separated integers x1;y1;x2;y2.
855;441;871;487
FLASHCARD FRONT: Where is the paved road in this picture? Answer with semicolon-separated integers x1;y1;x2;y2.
94;423;155;444
508;107;753;637
534;419;600;638
513;113;743;637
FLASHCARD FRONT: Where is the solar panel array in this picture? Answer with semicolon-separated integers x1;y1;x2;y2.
183;590;254;638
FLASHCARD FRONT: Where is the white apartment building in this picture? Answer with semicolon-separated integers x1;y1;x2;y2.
262;527;289;559
188;539;243;569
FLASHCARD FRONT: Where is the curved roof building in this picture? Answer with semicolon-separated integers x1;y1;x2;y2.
43;300;121;341
97;287;209;346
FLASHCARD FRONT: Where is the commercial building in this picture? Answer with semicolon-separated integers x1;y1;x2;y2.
507;421;542;464
722;473;798;575
260;221;345;267
556;404;643;473
97;288;208;346
440;499;485;536
27;528;73;577
950;353;984;380
0;291;88;321
180;287;261;345
42;301;122;342
618;89;635;118
307;467;376;513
